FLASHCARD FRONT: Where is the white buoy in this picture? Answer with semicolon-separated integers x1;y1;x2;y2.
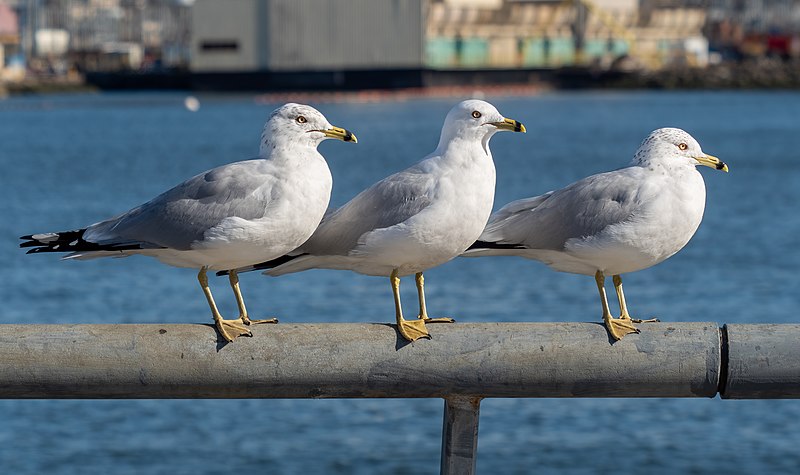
184;96;200;112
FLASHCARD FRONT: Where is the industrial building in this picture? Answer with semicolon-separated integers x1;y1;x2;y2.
189;0;425;90
191;0;424;72
187;0;716;89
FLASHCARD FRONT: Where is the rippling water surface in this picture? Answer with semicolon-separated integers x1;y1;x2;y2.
1;90;799;474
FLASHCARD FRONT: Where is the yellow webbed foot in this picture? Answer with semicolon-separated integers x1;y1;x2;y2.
215;318;253;342
419;316;455;324
604;315;640;341
242;316;279;325
629;316;660;324
619;309;659;325
397;317;431;342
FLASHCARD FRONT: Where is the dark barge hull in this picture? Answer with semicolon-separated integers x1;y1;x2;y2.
84;67;631;92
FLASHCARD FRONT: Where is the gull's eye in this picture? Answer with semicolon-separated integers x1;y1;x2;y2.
678;142;688;151
296;116;307;124
472;111;482;119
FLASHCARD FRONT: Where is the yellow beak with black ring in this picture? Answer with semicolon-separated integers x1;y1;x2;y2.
320;126;358;143
490;117;526;133
695;153;729;172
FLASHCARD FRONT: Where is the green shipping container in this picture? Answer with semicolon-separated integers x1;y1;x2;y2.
425;37;457;68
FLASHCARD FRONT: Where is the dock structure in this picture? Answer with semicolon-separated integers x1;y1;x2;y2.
1;322;798;474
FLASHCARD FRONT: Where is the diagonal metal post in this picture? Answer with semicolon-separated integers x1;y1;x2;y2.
441;395;482;475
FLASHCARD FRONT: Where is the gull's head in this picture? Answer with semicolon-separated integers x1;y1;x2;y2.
438;99;525;150
633;127;728;173
260;103;356;156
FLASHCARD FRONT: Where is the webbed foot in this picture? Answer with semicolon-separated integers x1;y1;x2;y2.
397;317;431;342
215;318;253;342
604;315;640;341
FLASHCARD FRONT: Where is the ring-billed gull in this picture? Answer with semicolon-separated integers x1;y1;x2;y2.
20;103;356;342
227;100;525;341
464;127;728;341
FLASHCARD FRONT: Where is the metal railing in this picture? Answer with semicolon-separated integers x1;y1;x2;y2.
1;322;798;474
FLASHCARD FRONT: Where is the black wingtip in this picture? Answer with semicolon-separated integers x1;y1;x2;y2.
18;228;148;255
217;253;308;277
467;240;527;251
25;246;59;254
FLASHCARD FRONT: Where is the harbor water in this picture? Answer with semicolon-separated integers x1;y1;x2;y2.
1;90;799;474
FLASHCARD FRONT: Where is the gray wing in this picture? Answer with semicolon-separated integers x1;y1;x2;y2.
482;167;647;251
84;159;277;250
301;163;435;255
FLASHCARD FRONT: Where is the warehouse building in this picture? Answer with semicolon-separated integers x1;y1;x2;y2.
190;0;426;89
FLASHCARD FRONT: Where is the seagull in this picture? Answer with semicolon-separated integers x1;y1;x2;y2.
464;127;728;341
20;103;356;342
227;100;525;341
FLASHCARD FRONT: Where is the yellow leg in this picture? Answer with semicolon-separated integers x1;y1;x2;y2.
415;272;454;324
392;269;430;341
198;267;252;342
229;270;278;325
613;274;659;324
596;270;639;341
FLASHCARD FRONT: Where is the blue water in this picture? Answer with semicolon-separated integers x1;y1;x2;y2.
1;91;799;474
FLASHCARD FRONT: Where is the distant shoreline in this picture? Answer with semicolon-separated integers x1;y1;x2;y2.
5;59;799;98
